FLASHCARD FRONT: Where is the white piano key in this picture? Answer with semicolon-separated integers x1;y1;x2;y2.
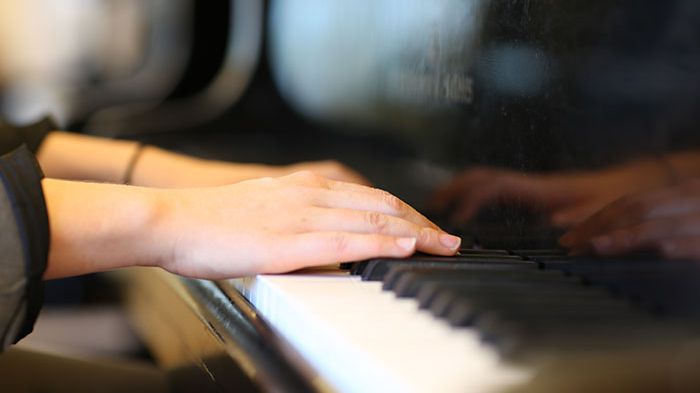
228;269;533;393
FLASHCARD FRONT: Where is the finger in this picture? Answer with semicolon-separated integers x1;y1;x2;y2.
268;232;418;272
560;195;647;249
551;203;602;228
449;175;554;224
304;207;461;255
450;181;509;224
658;237;700;260
314;187;442;231
588;213;700;256
561;187;693;249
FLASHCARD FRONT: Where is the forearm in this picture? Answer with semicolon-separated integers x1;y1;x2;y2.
36;131;276;187
37;131;141;183
42;179;166;279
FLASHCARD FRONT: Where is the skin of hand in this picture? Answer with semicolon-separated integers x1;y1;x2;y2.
42;171;461;280
429;159;672;228
132;147;370;188
559;179;700;259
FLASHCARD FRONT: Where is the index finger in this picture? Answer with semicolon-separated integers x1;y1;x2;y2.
322;181;443;231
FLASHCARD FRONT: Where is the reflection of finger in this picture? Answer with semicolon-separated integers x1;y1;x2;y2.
560;196;640;248
451;182;506;224
450;175;546;223
590;219;679;255
551;203;601;228
659;237;700;260
428;169;495;212
316;188;441;231
590;214;700;256
305;208;459;255
272;232;416;271
562;187;700;248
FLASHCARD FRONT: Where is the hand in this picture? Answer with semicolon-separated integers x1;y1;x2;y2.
559;179;700;259
43;172;460;279
157;171;459;278
276;160;370;185
429;160;672;228
133;147;370;187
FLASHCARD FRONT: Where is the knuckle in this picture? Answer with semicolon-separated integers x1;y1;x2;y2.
365;211;389;232
382;192;405;213
324;160;343;171
292;170;323;183
256;176;278;187
330;234;350;255
418;228;437;245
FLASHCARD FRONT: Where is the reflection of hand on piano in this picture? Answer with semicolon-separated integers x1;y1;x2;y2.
156;170;461;279
429;159;675;228
562;178;700;259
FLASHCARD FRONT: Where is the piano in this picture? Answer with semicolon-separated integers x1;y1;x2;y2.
122;248;700;392
120;0;700;392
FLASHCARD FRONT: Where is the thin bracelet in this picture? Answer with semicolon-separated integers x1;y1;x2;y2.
123;143;145;185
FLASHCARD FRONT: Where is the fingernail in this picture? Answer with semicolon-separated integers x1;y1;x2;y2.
440;234;462;250
396;237;417;251
592;236;612;252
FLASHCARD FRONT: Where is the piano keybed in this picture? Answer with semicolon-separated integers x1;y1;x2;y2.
224;249;700;392
345;250;700;360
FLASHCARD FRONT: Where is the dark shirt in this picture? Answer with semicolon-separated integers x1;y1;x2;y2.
0;118;52;350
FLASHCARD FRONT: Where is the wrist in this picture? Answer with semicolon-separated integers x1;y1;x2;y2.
43;179;166;278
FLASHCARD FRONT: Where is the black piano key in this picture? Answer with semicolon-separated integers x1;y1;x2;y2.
426;276;588;318
344;249;518;275
447;298;649;328
458;248;510;255
416;280;606;310
350;254;523;278
511;249;567;257
491;324;690;360
382;264;539;293
362;256;534;281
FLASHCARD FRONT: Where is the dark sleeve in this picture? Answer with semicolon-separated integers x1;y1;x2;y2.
0;145;50;350
0;117;57;155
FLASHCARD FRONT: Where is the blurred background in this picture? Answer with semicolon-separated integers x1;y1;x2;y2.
1;0;700;366
3;1;699;201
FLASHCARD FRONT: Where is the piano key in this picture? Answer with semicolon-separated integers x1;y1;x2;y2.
349;252;526;277
382;265;540;294
448;299;651;328
226;272;533;393
458;248;511;255
415;280;609;310
361;256;535;281
510;249;568;257
228;250;700;391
